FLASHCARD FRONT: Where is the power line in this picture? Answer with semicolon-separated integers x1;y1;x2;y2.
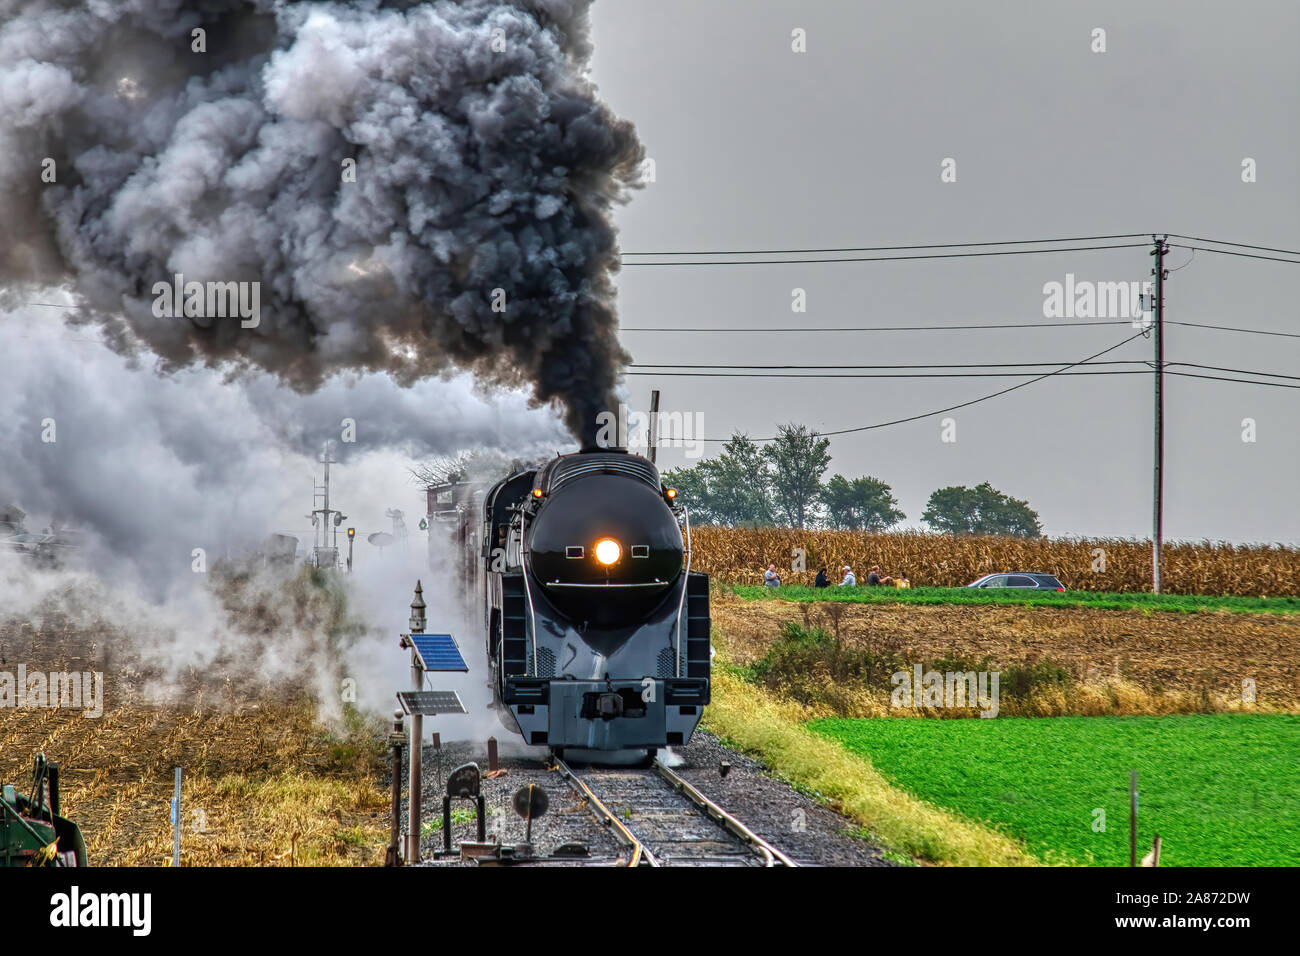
1166;234;1300;257
631;359;1298;380
1167;320;1300;339
622;319;1133;333
1167;244;1300;266
694;330;1149;441
621;233;1152;256
627;369;1147;379
1168;362;1300;382
1166;371;1300;390
631;367;1300;387
623;233;1300;260
621;242;1150;266
626;318;1298;337
630;359;1151;370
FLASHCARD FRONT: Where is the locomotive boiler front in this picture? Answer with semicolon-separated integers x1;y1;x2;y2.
481;448;711;755
525;461;683;628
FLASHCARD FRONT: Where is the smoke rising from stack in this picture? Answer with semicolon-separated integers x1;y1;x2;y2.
0;0;641;443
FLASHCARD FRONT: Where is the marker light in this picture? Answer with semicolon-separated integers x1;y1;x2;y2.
594;538;621;565
532;488;543;498
665;488;677;499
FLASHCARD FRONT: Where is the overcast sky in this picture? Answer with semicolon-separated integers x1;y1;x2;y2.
3;0;1296;555
590;0;1299;544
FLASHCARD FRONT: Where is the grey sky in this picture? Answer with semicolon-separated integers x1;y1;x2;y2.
591;0;1299;544
3;0;1295;559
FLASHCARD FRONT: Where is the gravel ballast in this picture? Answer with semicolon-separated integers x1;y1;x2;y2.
391;730;895;867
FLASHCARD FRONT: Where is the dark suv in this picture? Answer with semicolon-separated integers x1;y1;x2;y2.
966;573;1065;591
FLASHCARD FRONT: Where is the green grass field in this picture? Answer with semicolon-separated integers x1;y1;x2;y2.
808;714;1300;866
731;584;1300;614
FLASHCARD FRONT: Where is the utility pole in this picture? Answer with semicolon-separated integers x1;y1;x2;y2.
1149;236;1169;593
406;582;427;864
309;442;339;570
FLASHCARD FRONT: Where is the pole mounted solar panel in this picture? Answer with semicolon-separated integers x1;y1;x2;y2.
398;691;467;716
409;633;469;672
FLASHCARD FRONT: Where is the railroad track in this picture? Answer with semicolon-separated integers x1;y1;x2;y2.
553;757;798;867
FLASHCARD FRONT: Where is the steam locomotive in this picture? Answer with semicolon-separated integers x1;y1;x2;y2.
461;447;710;757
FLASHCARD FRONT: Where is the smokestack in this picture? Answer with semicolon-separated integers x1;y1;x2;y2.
648;389;661;464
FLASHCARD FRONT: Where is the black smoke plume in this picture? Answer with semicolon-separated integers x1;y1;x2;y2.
0;0;640;441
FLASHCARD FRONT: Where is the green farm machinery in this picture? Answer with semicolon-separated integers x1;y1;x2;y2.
1;753;87;866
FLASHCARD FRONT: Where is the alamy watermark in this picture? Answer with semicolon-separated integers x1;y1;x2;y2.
151;273;260;328
891;664;999;718
594;404;705;459
0;665;104;718
1042;273;1152;327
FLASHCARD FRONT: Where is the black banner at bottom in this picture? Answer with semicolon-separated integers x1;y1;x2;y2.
2;864;1276;944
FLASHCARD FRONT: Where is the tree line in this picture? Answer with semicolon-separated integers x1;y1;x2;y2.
662;424;1042;537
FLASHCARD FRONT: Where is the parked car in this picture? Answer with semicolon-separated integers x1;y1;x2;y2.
966;573;1065;591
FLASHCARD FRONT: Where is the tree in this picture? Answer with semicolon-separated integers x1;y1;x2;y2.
661;463;715;522
921;481;1042;537
663;432;773;526
821;475;905;531
702;433;774;526
409;453;472;487
763;423;831;529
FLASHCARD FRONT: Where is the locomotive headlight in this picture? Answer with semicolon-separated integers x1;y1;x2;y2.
594;538;622;565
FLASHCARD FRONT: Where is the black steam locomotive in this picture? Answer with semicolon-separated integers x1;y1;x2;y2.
468;447;710;757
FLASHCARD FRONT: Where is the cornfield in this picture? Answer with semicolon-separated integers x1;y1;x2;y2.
689;527;1300;596
0;613;389;866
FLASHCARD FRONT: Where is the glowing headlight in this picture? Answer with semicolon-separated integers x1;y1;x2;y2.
594;538;621;565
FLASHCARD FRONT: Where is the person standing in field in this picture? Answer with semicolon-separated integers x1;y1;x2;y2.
839;565;856;586
866;565;893;586
814;566;830;588
894;571;911;589
764;563;781;588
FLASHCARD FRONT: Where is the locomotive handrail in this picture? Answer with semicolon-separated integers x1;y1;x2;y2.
518;506;538;676
675;506;692;677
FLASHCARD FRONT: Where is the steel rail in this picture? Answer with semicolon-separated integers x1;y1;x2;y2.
551;757;655;867
653;760;799;867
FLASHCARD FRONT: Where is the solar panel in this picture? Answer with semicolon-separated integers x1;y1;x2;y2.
410;633;469;672
398;691;467;716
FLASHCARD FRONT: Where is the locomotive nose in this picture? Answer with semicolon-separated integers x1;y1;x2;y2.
524;475;683;622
